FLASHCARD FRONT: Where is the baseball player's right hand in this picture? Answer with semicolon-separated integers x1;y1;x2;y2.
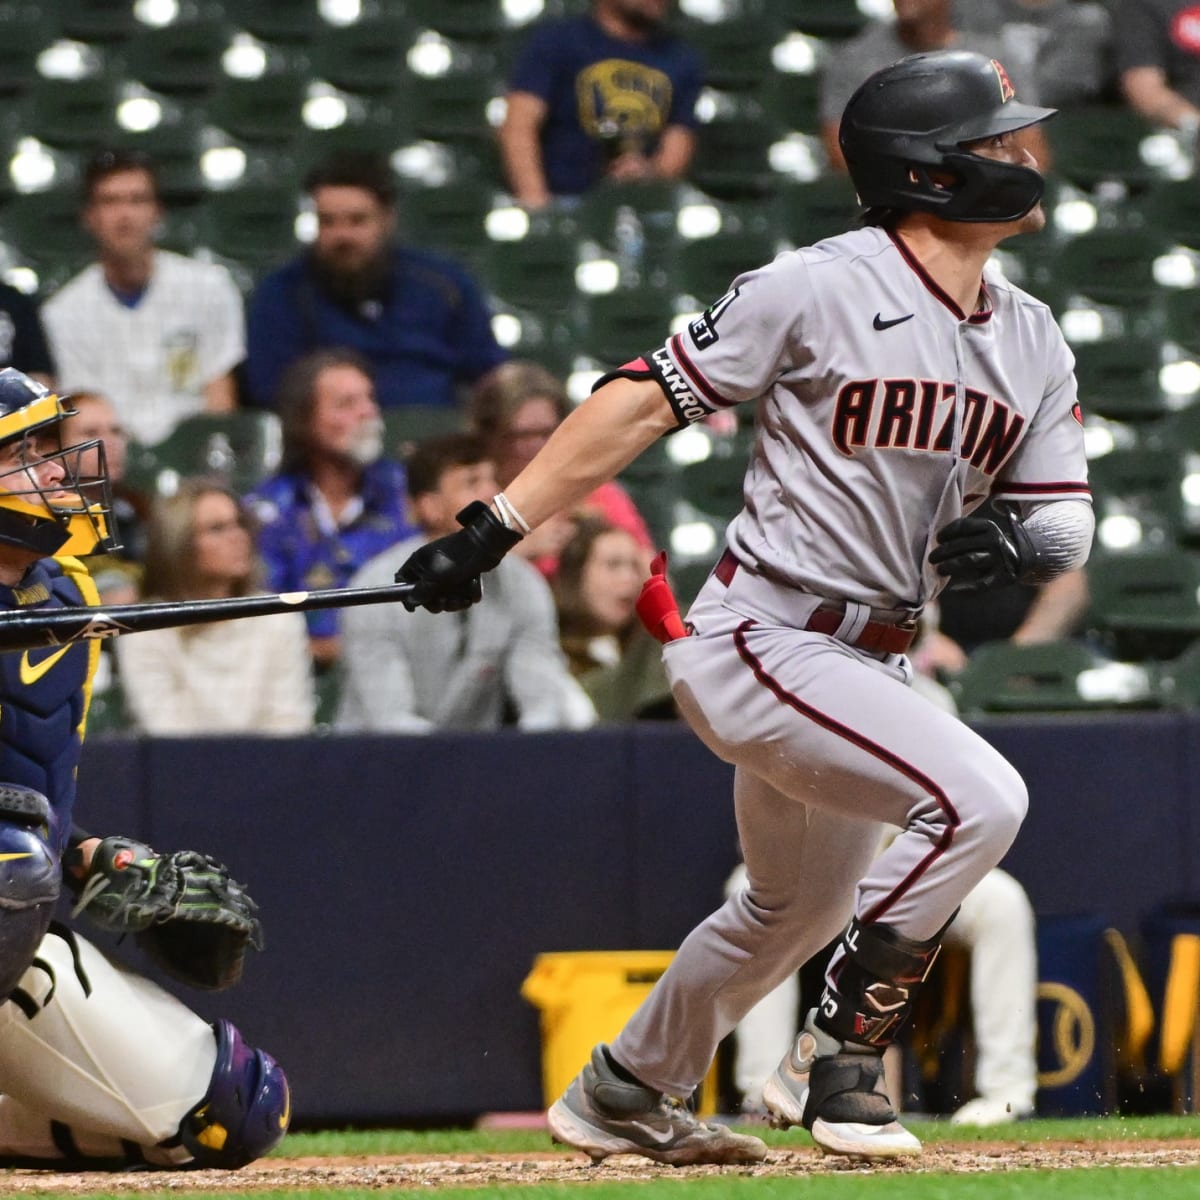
395;500;522;613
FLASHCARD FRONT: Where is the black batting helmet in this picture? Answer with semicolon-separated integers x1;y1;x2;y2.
839;51;1056;223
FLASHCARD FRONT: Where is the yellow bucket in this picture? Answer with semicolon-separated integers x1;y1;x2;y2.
521;950;718;1115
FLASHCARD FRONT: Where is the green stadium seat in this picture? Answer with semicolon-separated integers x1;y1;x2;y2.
784;0;869;38
236;0;327;43
678;434;753;524
1163;287;1200;357
1054;229;1170;307
951;640;1155;715
689;96;782;200
1047;106;1164;192
0;190;94;291
0;9;56;97
207;75;308;145
398;180;497;273
1139;180;1200;252
1072;334;1168;422
194;183;301;275
404;0;511;43
773;176;860;244
669;556;719;609
1086;549;1200;660
111;103;211;203
675;227;781;303
576;179;685;283
382;406;466;461
292;107;413;178
761;56;824;138
615;436;682;547
140;411;283;497
578;285;678;367
404;58;505;149
678;10;784;93
1087;445;1187;546
59;0;140;43
121;18;233;95
486;300;578;378
23;75;120;149
484;211;583;315
309;14;416;95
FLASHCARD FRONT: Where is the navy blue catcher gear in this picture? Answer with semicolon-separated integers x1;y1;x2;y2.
179;1020;290;1168
839;51;1056;223
0;368;117;557
0;784;59;999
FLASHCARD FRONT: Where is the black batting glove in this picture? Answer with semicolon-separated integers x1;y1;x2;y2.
395;501;522;613
928;514;1038;593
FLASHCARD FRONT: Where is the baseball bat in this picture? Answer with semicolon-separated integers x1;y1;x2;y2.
0;581;420;653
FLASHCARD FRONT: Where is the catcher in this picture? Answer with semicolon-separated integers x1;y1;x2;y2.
0;367;288;1169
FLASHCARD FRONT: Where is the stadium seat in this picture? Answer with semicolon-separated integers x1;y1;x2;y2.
140;411;283;497
398;180;497;274
678;9;784;93
679;434;753;525
207;75;308;145
381;406;466;460
578;285;678;367
950;640;1155;715
1072;334;1169;422
1086;549;1200;660
1047;106;1164;192
689;94;782;200
576;180;685;282
1138;180;1200;252
111;106;211;204
0;8;56;97
0;190;94;291
615;436;682;547
484;211;583;315
236;0;327;43
59;0;140;43
1087;445;1187;548
405;58;505;149
773;176;860;245
193;183;301;276
1163;287;1200;357
309;14;416;95
404;0;511;44
675;226;781;304
23;74;120;149
121;17;233;95
1052;228;1170;308
784;0;870;38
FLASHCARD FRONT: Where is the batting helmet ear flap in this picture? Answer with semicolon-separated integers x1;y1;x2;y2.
839;50;1055;223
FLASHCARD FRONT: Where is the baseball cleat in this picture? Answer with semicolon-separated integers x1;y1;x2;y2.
762;1031;921;1159
547;1044;767;1167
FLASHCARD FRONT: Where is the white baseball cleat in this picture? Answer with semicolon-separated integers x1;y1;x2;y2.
762;1031;922;1159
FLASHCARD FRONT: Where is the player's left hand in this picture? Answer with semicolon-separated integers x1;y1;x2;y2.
395;501;522;613
929;515;1036;592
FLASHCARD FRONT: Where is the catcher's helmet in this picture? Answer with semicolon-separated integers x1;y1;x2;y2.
0;368;117;557
839;51;1056;223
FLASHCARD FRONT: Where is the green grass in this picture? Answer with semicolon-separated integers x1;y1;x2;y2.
276;1113;1200;1156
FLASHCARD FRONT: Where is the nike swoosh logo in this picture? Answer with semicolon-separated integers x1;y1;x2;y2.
873;312;915;331
19;645;72;685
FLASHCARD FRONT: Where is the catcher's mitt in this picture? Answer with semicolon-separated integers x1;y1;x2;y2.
72;836;263;991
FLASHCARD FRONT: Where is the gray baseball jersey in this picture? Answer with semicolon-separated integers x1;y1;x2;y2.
640;224;1088;612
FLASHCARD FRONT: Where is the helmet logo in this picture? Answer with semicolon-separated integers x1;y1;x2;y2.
990;59;1016;104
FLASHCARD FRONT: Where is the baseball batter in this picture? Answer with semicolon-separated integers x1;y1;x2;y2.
398;51;1093;1163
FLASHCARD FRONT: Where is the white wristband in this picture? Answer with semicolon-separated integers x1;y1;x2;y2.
493;492;532;536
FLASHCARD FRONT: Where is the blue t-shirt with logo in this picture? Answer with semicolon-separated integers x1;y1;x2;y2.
509;15;704;197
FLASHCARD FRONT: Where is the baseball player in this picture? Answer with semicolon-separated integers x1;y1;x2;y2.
397;50;1092;1162
0;367;289;1169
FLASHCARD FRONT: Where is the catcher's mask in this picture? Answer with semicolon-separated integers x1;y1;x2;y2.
839;50;1056;223
0;367;118;557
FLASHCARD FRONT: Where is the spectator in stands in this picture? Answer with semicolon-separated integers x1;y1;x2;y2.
244;349;417;670
554;516;674;720
499;0;704;208
468;360;653;577
116;478;315;735
819;0;1050;173
62;390;151;584
955;0;1115;108
246;151;506;410
43;149;244;446
0;282;55;387
1114;0;1200;137
336;432;594;733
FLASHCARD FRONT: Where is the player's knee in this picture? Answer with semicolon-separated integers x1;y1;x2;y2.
179;1020;290;1169
0;786;59;998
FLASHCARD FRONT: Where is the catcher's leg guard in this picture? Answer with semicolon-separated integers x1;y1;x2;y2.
179;1019;290;1168
0;785;59;999
0;925;219;1166
815;917;945;1050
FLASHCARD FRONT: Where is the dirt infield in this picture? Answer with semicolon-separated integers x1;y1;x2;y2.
6;1141;1200;1193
